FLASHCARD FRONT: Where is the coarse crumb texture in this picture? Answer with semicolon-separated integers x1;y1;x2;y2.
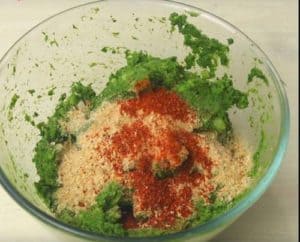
206;134;253;201
56;102;132;211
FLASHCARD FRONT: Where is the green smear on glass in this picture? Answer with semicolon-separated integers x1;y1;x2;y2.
250;130;267;177
47;87;56;96
24;113;35;126
248;67;269;86
227;38;234;45
186;11;199;17
9;94;20;110
28;89;36;95
7;94;20;121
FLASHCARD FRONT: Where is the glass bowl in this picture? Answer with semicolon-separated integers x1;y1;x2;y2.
0;0;289;241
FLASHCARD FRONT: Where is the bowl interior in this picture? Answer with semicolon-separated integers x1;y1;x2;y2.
0;0;289;241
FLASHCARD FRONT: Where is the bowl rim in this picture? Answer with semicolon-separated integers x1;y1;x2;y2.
0;0;290;241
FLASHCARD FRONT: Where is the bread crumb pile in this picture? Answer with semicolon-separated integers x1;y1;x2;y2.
56;99;252;214
56;102;132;211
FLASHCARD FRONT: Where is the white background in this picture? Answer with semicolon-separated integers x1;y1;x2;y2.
0;1;298;242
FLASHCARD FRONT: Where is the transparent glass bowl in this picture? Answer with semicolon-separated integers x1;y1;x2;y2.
0;0;289;241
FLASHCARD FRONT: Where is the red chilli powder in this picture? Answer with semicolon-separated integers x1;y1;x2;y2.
120;88;195;122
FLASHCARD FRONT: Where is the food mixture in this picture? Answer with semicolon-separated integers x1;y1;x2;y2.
32;13;256;237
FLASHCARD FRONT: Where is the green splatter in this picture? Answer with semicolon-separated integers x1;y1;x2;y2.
158;17;166;23
9;94;20;110
42;32;59;47
186;11;199;17
248;67;269;86
28;89;36;95
89;62;107;68
42;32;49;42
47;87;56;96
72;24;78;30
49;63;55;70
227;38;234;45
12;65;16;76
250;130;267;177
58;93;67;101
248;116;255;128
89;62;98;68
49;39;59;47
112;32;120;37
101;46;127;54
92;7;100;14
101;47;108;53
110;16;117;22
254;57;263;64
24;113;35;126
267;92;272;99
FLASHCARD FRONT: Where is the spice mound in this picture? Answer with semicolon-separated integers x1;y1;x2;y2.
55;87;252;233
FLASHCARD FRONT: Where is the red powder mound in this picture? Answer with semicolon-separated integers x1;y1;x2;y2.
152;129;188;169
120;88;195;122
111;121;151;158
